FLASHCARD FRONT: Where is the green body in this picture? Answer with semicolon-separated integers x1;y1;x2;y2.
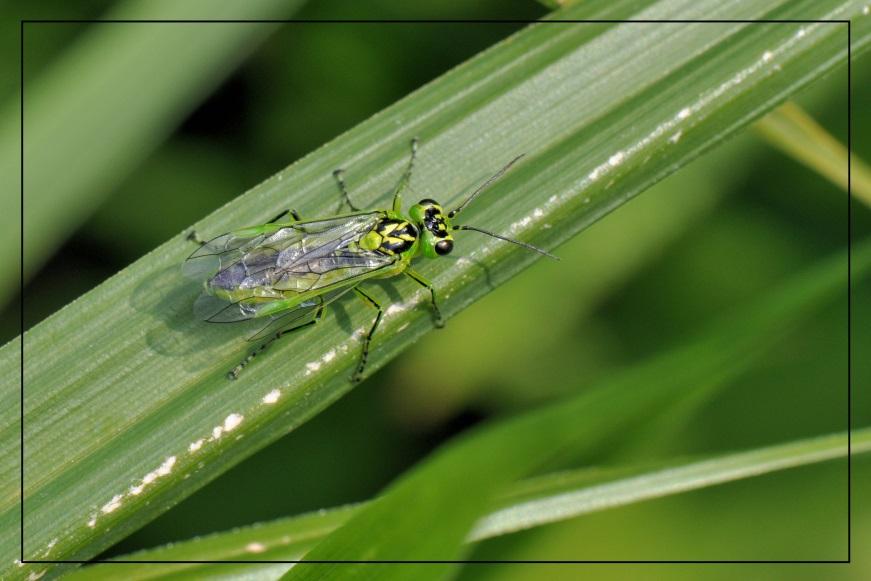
196;194;452;320
184;139;550;381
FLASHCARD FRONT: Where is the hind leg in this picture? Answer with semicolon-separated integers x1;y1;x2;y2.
228;306;325;380
351;287;383;383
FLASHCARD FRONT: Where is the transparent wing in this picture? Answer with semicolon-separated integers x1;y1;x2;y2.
182;224;281;280
194;285;355;342
184;212;397;294
193;293;287;323
245;285;357;342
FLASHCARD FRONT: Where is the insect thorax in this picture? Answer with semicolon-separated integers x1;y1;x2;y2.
361;218;418;256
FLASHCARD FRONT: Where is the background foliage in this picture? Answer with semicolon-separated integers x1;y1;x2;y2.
2;0;870;579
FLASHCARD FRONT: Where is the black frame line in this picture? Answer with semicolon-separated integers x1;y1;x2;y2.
18;17;854;567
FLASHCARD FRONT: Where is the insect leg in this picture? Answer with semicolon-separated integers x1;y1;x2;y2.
228;306;325;380
351;287;383;383
186;208;300;248
404;268;444;328
267;209;302;223
185;231;207;246
332;169;361;212
390;137;419;210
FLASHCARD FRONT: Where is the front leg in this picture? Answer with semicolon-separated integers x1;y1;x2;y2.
404;268;444;328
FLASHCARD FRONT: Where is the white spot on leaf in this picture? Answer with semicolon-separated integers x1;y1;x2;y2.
262;389;281;404
223;414;243;432
588;166;603;181
101;494;123;514
157;456;177;476
608;151;624;166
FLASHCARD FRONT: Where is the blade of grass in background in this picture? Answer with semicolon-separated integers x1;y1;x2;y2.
2;1;868;578
471;428;868;541
280;240;868;579
756;101;871;206
0;0;304;307
67;428;870;580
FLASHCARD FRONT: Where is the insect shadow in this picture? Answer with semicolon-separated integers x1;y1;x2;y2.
130;263;250;358
131;261;360;361
459;255;498;292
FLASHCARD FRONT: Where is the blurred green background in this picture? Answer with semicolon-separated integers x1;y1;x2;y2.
6;0;870;575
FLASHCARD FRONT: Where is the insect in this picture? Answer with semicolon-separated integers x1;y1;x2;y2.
184;138;557;382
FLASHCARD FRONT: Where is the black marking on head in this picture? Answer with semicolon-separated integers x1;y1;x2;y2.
435;239;453;256
422;206;450;239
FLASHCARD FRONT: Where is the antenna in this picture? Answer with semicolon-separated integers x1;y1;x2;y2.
453;225;558;260
448;154;525;219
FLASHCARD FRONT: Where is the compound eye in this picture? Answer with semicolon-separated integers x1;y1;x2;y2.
435;239;453;256
419;198;438;206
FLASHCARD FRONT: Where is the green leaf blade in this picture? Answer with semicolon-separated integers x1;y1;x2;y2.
66;428;870;580
2;0;866;576
1;0;305;304
278;239;868;579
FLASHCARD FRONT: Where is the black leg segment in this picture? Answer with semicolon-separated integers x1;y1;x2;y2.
228;306;325;380
404;268;444;328
332;168;360;212
352;286;383;383
392;137;419;200
267;209;301;224
186;230;207;246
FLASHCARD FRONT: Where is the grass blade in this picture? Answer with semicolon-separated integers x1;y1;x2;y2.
276;240;868;579
471;428;868;541
2;1;866;577
67;427;868;580
755;102;871;205
0;0;304;305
